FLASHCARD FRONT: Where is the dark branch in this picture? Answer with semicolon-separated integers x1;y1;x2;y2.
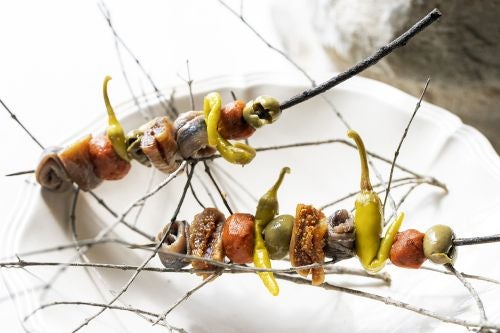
454;235;500;246
279;9;442;110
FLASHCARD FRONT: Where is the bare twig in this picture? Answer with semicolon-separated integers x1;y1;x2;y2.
320;177;433;211
153;270;222;325
195;172;218;208
39;187;82;301
69;161;193;332
274;273;500;331
131;168;157;227
177;59;196;110
97;1;177;119
1;257;388;279
23;301;186;332
195;138;446;191
98;3;149;121
0;98;45;149
454;235;500;246
211;163;258;203
420;266;500;286
383;78;431;216
385;182;421;224
445;264;487;326
94;161;187;241
5;170;35;177
216;0;314;85
203;161;234;215
2;238;147;261
88;190;155;241
279;9;442;110
187;164;206;209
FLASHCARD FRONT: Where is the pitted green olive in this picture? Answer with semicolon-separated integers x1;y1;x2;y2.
423;224;457;264
243;95;281;128
263;214;294;260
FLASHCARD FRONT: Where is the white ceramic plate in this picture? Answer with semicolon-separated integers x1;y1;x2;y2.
2;73;500;332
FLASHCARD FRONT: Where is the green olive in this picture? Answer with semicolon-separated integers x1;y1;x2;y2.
243;95;281;128
263;214;294;260
423;224;457;265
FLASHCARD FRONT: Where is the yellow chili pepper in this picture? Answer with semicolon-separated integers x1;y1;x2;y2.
103;76;130;161
203;92;222;147
253;167;290;296
203;92;256;165
216;136;256;165
348;130;403;274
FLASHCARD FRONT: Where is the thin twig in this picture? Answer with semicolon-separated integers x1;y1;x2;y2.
445;264;487;326
88;190;155;241
203;161;233;215
194;172;218;208
279;9;442;110
274;273;500;331
39;187;82;301
320;177;431;211
420;266;500;286
132;168;157;227
383;78;431;216
97;1;177;119
211;163;258;203
98;3;149;121
177;59;196;110
216;0;315;85
171;162;197;222
153;270;222;325
2;238;148;261
2;257;388;278
195;138;447;191
23;301;186;332
5;170;35;177
69;161;193;332
188;164;206;209
386;183;421;223
0;98;45;149
94;161;187;241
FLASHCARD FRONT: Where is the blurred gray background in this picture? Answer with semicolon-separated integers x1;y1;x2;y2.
272;0;500;153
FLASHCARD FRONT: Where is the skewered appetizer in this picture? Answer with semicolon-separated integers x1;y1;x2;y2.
155;132;457;296
35;77;282;192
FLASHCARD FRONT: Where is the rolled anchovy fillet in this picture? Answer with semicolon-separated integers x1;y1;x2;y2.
140;117;180;173
157;220;191;269
58;135;103;191
325;209;356;262
35;146;72;192
174;111;216;159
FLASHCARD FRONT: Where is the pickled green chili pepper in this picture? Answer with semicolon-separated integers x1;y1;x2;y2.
216;136;256;165
204;92;222;147
203;92;255;165
348;130;403;274
253;167;290;295
103;76;130;161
